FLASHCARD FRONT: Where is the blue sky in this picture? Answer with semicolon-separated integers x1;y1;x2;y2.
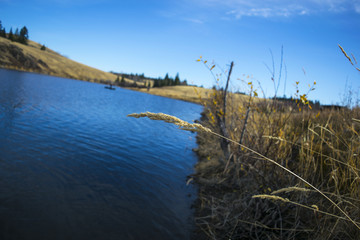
1;0;359;104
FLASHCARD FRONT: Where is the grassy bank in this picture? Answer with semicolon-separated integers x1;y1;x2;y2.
134;85;257;105
190;87;360;239
134;85;212;104
128;71;360;239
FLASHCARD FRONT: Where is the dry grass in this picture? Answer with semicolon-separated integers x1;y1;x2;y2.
0;37;141;84
129;107;360;239
0;37;244;104
134;85;254;104
190;90;360;239
127;111;211;132
134;85;212;104
126;50;360;239
127;51;360;239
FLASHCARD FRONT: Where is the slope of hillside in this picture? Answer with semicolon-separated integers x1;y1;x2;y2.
0;37;217;104
0;37;117;82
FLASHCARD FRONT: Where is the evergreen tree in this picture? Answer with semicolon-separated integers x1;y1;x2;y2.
153;79;160;87
169;78;175;86
14;28;20;42
174;73;180;85
121;76;125;85
0;21;6;38
14;28;19;38
8;28;14;41
164;73;170;86
0;27;5;38
19;26;29;44
115;75;120;85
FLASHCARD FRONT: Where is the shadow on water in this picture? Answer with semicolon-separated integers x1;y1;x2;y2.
0;69;202;240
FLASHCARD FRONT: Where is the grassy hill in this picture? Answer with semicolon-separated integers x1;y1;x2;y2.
0;37;216;104
0;37;120;83
135;85;211;104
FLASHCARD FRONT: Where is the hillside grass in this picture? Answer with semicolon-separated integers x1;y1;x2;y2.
135;85;255;104
134;85;211;104
1;37;216;100
0;37;126;84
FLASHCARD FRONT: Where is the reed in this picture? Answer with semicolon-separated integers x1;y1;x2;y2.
127;112;211;132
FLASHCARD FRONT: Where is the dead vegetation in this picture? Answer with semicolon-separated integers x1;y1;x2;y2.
127;101;360;239
127;54;360;239
190;67;360;239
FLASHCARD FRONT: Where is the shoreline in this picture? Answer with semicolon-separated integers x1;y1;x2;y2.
0;65;210;106
0;66;211;239
0;37;212;105
186;91;360;239
127;86;207;105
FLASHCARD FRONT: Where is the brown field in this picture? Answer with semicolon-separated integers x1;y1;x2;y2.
134;85;254;104
134;85;210;104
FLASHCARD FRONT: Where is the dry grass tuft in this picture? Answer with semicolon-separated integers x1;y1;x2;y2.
127;54;360;239
191;92;360;239
129;107;360;239
252;194;290;202
127;112;212;132
271;186;311;195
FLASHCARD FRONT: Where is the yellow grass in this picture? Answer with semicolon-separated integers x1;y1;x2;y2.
129;111;360;232
128;111;212;132
0;37;253;104
134;85;254;104
0;37;131;83
133;85;209;104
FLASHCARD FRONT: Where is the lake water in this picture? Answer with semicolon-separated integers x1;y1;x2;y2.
0;68;202;240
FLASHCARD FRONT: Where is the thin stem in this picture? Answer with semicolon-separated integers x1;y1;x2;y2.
209;131;360;230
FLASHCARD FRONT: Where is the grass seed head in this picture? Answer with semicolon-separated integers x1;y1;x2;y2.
127;112;212;133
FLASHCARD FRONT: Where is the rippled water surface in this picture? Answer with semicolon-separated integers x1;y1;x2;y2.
0;69;202;240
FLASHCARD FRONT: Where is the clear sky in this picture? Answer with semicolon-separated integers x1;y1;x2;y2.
1;0;359;104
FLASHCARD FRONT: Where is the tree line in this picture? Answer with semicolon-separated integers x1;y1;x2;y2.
0;20;29;45
111;71;188;88
153;73;187;87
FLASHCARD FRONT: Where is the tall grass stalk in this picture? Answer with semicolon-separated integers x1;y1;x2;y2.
128;111;360;231
129;52;360;238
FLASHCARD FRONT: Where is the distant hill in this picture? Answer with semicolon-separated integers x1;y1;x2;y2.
0;37;208;104
0;37;120;83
